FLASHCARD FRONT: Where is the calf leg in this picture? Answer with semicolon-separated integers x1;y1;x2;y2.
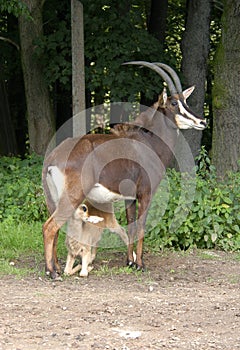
64;253;81;275
80;247;92;277
64;251;94;277
90;246;98;263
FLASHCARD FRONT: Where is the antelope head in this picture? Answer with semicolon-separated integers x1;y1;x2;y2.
123;61;207;131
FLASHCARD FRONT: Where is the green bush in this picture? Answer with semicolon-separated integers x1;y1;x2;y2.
0;152;240;252
145;159;240;251
0;154;47;222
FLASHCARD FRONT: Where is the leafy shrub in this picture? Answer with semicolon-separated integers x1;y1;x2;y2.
145;150;240;251
0;154;47;222
0;151;240;252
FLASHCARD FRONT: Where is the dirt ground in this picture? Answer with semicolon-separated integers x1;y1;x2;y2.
1;250;240;350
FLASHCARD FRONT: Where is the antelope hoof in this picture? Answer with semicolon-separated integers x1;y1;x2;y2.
46;269;62;280
136;264;145;272
127;260;136;268
54;264;61;274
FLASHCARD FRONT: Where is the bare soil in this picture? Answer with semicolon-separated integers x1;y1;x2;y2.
1;250;240;350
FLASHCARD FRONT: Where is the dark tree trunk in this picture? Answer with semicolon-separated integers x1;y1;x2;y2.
148;0;168;47
19;0;55;155
180;0;211;161
0;74;18;155
212;0;240;176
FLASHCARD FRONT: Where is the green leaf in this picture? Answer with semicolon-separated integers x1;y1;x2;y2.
223;197;233;204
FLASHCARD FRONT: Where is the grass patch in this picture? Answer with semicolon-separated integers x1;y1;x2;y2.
92;265;133;277
0;218;67;277
197;250;222;260
0;259;35;277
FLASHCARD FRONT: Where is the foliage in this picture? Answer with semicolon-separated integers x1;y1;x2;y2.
0;153;47;222
34;1;72;89
82;0;166;102
1;0;191;104
34;0;168;101
0;0;30;17
35;0;189;103
165;0;186;69
145;149;240;251
1;148;240;255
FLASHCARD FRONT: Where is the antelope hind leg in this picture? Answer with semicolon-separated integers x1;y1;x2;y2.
43;216;61;279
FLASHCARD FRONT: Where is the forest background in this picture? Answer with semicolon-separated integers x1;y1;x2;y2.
0;0;240;175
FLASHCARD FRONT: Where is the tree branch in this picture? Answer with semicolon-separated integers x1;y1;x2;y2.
0;36;20;50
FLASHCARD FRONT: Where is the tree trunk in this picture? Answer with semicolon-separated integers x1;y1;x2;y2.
71;0;86;137
0;72;18;155
180;0;211;161
212;0;240;176
148;0;168;47
19;0;55;155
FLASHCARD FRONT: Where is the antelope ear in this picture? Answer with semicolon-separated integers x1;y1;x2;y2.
157;87;168;108
182;86;195;101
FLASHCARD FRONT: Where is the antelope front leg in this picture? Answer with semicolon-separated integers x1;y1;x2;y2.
43;216;61;279
135;228;145;271
125;200;136;267
135;209;148;271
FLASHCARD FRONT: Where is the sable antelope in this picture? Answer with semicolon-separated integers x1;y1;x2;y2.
42;61;207;279
64;201;128;277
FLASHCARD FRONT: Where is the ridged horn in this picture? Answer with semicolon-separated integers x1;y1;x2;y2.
153;62;182;93
122;61;177;95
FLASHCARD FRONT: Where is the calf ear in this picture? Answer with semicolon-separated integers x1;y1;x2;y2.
87;215;104;224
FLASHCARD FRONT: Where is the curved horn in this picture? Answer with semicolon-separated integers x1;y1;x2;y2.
122;61;177;95
153;62;182;93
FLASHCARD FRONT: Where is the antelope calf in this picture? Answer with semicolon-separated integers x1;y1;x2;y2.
64;201;128;277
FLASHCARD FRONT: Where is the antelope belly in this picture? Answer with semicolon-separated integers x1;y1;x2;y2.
87;183;135;203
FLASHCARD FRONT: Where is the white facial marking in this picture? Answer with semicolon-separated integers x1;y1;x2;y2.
176;101;206;130
177;100;199;123
175;114;194;129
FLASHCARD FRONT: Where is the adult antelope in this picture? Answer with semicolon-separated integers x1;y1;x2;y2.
42;61;207;279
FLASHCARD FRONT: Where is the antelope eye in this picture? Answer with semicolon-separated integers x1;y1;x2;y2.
171;100;178;106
